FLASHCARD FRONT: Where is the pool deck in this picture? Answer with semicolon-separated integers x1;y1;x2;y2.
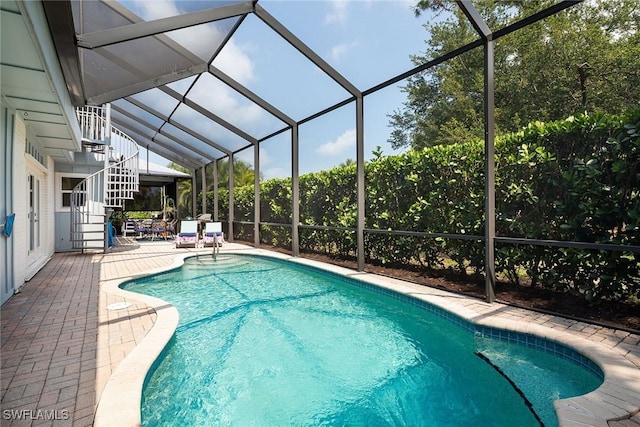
1;237;639;426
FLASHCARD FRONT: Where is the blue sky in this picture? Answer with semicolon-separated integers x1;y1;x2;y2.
126;0;439;179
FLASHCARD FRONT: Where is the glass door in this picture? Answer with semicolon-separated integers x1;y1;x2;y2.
28;173;41;254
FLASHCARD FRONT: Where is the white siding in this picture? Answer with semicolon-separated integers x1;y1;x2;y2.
11;116;56;287
1;104;15;304
12;116;27;291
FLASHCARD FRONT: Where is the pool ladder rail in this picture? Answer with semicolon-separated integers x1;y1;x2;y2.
212;242;219;260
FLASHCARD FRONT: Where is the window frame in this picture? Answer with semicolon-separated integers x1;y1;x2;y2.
56;173;88;212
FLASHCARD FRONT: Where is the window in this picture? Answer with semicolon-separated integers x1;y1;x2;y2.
61;176;85;208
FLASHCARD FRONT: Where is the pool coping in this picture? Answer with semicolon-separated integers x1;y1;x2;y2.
94;248;640;427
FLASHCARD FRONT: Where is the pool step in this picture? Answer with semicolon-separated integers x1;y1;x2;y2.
186;255;250;271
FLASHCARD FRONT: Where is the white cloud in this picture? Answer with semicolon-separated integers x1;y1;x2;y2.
132;88;178;115
325;0;349;25
214;41;255;85
187;75;265;132
259;147;272;166
316;128;356;156
133;0;178;20
264;167;289;180
330;41;358;62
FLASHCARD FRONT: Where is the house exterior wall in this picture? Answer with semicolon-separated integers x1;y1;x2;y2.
1;104;15;305
12;115;27;294
1;1;85;305
12;115;57;288
0;105;61;304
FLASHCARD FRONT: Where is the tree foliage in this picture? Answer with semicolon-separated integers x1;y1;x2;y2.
389;0;640;149
214;158;260;190
168;158;258;217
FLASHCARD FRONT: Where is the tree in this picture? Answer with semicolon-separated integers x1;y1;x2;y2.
168;162;193;218
212;158;261;190
169;159;260;216
389;0;640;150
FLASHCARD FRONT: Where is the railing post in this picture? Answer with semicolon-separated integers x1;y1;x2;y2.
254;143;260;248
103;104;112;254
228;154;234;242
201;166;207;216
356;95;365;271
484;38;496;302
213;160;219;221
291;124;299;257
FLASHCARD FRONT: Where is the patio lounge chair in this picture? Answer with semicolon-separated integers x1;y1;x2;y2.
202;222;224;247
137;219;153;239
175;220;199;248
122;220;137;237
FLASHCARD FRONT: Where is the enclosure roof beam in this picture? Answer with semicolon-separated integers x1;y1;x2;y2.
456;1;492;40
124;96;232;157
494;0;583;40
113;123;202;169
68;0;210;105
76;1;255;49
87;63;207;106
209;65;294;126
254;4;361;97
111;117;205;168
111;105;217;163
159;85;258;145
41;0;84;106
363;39;483;96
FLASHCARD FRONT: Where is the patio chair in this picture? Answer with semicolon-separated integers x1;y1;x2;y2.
138;219;153;239
121;220;137;237
166;219;177;238
202;222;224;247
175;220;199;248
151;220;168;240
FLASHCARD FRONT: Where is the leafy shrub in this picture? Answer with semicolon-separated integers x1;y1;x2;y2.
212;111;640;302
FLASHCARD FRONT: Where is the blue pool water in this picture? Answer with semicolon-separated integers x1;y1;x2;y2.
124;254;603;427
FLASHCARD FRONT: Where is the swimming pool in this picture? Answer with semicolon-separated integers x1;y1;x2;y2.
124;254;603;426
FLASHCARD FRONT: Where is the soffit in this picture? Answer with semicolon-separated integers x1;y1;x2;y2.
1;3;81;162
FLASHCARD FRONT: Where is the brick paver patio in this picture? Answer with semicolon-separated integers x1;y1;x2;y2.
1;238;639;426
1;238;209;426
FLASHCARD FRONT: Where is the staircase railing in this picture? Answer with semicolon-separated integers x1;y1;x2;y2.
71;105;139;252
76;105;108;147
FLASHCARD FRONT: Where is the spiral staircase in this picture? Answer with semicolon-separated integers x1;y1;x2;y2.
71;105;139;252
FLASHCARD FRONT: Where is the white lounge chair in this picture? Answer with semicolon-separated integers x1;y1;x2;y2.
121;220;137;237
202;222;224;247
175;220;199;248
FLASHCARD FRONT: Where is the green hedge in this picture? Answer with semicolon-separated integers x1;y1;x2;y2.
211;111;639;302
